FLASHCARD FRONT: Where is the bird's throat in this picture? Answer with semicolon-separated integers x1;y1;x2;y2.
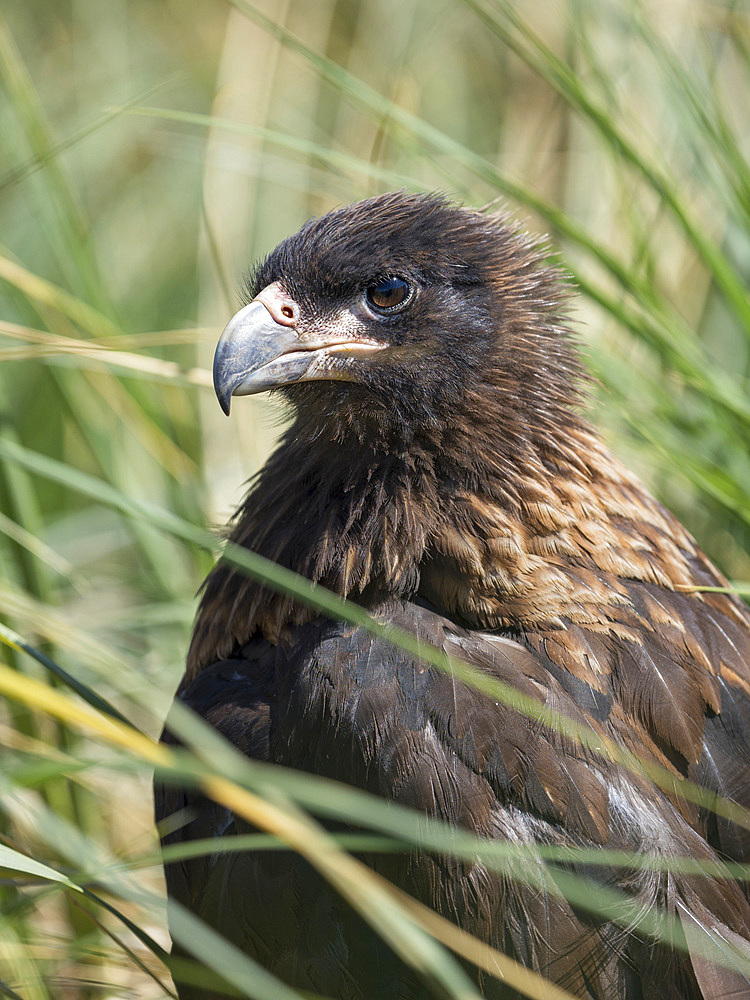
186;432;438;678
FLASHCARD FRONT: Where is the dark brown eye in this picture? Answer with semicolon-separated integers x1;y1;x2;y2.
365;277;412;313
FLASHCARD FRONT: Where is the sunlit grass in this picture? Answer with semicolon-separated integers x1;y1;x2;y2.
0;0;748;996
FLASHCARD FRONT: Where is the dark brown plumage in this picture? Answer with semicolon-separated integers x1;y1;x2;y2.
156;192;750;999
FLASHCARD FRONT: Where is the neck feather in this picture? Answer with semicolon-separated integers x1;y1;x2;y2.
186;403;705;680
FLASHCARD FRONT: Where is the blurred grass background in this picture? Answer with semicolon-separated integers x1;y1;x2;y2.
0;0;749;996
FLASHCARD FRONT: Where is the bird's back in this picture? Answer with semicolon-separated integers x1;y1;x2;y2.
158;598;750;999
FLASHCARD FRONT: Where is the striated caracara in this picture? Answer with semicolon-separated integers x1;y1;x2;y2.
156;192;750;999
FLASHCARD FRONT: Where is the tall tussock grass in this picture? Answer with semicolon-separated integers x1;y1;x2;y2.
0;1;748;996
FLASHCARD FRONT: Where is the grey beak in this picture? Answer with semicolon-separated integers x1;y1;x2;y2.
213;301;303;415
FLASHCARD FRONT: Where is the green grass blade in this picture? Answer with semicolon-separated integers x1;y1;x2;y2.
0;844;82;893
461;0;750;335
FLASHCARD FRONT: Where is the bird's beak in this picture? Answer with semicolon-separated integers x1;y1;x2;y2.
213;282;303;415
213;281;386;415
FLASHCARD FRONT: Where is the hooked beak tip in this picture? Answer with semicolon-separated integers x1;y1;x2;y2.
213;360;234;415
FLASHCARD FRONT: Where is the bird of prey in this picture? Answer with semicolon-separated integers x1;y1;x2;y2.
156;192;750;999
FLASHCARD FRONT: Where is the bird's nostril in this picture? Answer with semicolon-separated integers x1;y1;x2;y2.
254;281;299;326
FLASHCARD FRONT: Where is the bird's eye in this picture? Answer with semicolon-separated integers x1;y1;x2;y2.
365;277;412;313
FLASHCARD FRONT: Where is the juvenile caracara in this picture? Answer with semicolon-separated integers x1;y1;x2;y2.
156;193;750;1000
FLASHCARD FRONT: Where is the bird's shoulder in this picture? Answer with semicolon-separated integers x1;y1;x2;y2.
175;570;750;853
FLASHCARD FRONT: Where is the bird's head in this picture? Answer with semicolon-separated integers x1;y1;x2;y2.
214;192;583;443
